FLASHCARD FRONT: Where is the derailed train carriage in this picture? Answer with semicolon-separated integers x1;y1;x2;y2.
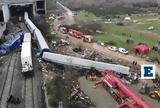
24;12;50;56
21;33;33;73
0;32;24;55
24;12;130;75
33;29;50;56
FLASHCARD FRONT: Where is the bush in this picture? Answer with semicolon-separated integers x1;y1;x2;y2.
104;41;117;46
116;22;124;26
31;16;54;41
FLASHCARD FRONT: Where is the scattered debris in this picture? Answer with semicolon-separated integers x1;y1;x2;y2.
7;95;21;105
83;35;94;43
70;81;95;107
72;47;83;53
51;39;69;47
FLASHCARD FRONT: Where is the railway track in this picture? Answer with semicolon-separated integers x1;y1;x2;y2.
0;54;13;99
0;52;19;108
19;23;30;33
24;76;34;108
0;21;44;108
21;22;39;108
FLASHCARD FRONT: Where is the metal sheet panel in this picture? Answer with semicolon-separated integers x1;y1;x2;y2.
42;52;130;75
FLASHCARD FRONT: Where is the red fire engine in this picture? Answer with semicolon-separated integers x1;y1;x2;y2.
68;29;83;38
95;70;150;108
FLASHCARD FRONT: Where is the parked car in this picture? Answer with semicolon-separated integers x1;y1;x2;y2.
51;39;69;47
118;48;129;54
108;46;118;51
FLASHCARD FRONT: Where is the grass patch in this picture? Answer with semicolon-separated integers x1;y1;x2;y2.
74;10;100;21
46;78;69;107
135;20;160;33
94;23;160;58
46;0;57;10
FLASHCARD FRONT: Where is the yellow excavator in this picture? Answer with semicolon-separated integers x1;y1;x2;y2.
149;88;160;100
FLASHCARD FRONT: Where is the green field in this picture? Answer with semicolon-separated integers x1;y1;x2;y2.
135;20;160;33
74;10;100;21
46;0;57;10
94;21;160;59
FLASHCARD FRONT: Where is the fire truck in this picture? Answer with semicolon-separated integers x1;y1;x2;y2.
68;29;83;38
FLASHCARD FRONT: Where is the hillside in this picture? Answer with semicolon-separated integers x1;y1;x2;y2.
61;0;159;15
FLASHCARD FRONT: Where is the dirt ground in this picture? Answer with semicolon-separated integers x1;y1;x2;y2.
55;28;160;74
78;77;160;108
129;83;160;108
78;77;117;108
53;15;160;74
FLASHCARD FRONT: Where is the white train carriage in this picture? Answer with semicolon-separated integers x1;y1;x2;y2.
34;29;50;56
25;17;36;33
42;52;130;75
21;42;33;73
23;33;31;42
24;12;28;20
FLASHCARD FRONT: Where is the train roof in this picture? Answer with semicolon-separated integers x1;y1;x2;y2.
21;42;31;58
34;29;49;51
24;33;31;42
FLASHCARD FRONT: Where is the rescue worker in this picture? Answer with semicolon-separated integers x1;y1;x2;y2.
85;72;88;80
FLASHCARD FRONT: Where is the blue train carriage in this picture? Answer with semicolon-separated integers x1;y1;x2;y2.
34;29;50;57
0;32;24;55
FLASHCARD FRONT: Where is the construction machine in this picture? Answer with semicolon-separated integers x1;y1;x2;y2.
149;88;160;100
95;70;150;108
